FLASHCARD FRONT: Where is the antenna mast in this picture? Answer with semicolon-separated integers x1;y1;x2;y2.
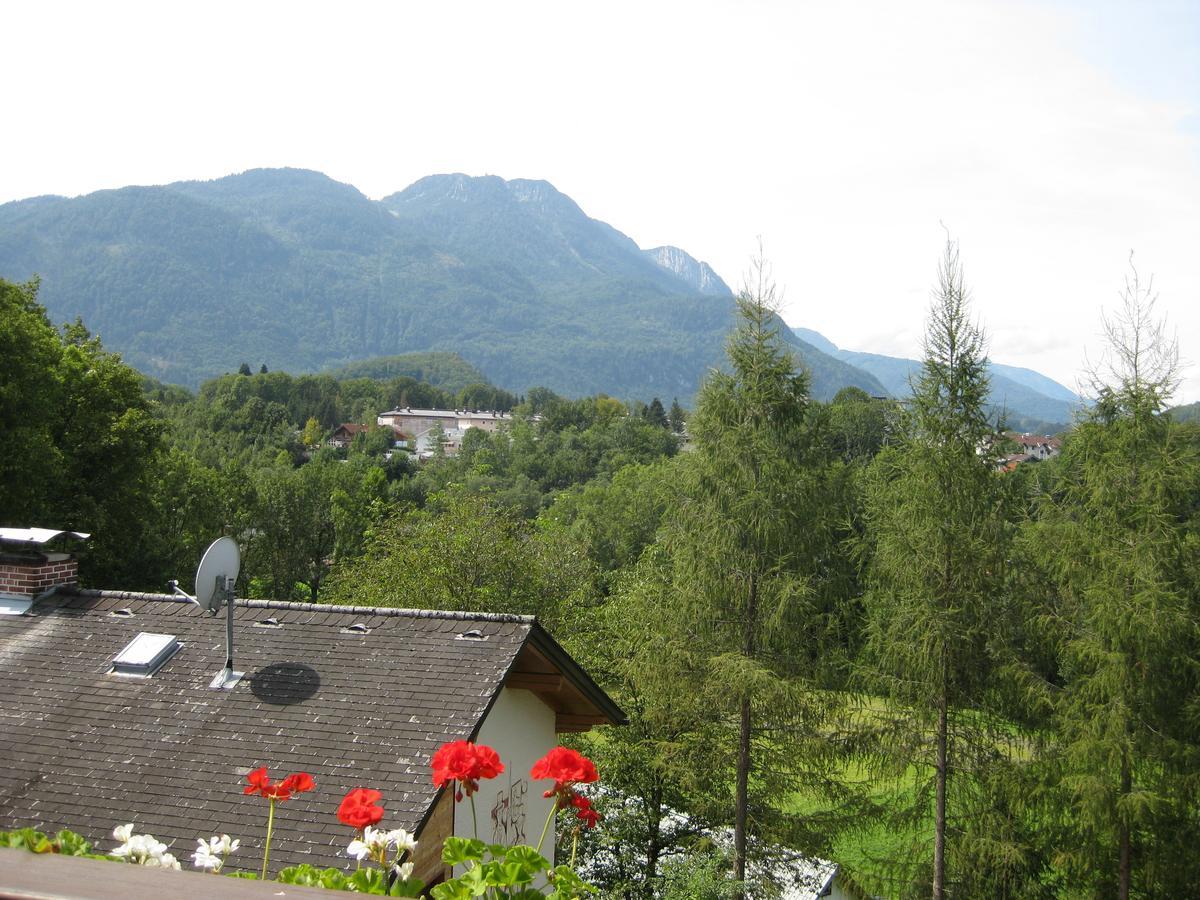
210;573;242;690
168;536;244;690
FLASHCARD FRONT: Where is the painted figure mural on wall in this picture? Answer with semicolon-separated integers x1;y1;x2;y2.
490;777;528;845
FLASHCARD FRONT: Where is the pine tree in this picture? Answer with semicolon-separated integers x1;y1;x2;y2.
858;241;1012;898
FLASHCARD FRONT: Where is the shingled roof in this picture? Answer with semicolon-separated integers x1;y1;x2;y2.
0;589;621;872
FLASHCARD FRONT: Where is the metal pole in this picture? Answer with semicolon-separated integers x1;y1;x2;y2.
209;576;243;690
224;577;235;672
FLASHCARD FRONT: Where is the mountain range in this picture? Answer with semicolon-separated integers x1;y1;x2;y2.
793;328;1082;430
0;168;1075;424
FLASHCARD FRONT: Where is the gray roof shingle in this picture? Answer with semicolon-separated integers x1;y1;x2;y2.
0;590;536;872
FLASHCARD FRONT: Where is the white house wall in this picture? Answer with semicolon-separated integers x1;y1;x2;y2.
453;686;558;866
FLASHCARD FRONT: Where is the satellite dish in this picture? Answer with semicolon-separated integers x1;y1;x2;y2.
167;537;244;691
194;537;240;614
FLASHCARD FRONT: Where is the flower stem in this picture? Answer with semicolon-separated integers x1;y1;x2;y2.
570;829;579;869
535;802;557;857
469;793;479;842
261;799;276;880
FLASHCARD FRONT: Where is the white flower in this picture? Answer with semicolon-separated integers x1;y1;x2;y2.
347;826;417;864
192;839;221;871
346;837;371;861
392;860;414;881
149;851;181;871
382;829;417;854
111;828;176;868
209;834;240;855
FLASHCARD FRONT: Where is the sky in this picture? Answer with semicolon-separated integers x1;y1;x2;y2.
4;0;1198;401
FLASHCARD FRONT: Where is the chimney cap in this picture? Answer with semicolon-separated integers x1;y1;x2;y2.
0;528;90;547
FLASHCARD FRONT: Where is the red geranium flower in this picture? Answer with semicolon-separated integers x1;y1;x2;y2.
431;740;505;800
530;746;599;802
243;767;314;802
280;772;315;795
473;744;504;780
244;766;272;796
338;787;385;829
572;794;602;829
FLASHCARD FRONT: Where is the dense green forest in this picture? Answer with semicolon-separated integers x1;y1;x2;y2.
3;244;1199;900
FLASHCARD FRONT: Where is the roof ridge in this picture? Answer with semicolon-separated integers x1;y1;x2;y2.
66;588;536;624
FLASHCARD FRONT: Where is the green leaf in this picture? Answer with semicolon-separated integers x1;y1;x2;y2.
347;867;390;893
504;845;551;874
391;876;427;898
550;864;594;896
441;836;485;867
0;828;48;850
459;864;489;896
430;880;474;900
52;830;95;856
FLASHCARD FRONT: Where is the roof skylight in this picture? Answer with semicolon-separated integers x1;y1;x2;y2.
111;632;182;677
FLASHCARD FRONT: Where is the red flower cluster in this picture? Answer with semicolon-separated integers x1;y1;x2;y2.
243;767;314;802
431;740;505;800
337;787;385;829
530;746;599;803
571;794;602;829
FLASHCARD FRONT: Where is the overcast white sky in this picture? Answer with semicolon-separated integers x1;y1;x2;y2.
4;0;1198;400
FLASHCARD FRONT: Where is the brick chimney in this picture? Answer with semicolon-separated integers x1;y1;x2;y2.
0;528;89;614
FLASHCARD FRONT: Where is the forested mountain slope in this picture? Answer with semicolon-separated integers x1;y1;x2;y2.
0;168;883;401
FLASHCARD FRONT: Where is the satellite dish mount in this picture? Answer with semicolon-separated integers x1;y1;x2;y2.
168;536;243;690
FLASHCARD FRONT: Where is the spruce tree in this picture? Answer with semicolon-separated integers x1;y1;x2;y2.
646;397;669;429
858;241;1011;898
668;398;686;434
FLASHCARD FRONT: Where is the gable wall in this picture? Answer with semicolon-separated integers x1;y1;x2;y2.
454;687;557;865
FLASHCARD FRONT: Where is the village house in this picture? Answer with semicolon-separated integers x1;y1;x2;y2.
1006;431;1062;461
982;431;1064;471
376;407;512;436
0;529;624;887
376;408;513;460
327;422;409;450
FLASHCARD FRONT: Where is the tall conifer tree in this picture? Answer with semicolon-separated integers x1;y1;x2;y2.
1023;264;1200;897
859;242;1011;899
666;256;845;893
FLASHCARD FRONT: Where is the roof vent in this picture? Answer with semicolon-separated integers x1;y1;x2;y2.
109;608;134;618
254;617;282;628
111;632;182;677
456;629;488;642
341;622;370;634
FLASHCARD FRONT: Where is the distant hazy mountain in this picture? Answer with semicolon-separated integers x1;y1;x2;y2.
0;168;883;402
793;327;1082;430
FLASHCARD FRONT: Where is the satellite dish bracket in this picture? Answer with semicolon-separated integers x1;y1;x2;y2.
210;574;243;690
